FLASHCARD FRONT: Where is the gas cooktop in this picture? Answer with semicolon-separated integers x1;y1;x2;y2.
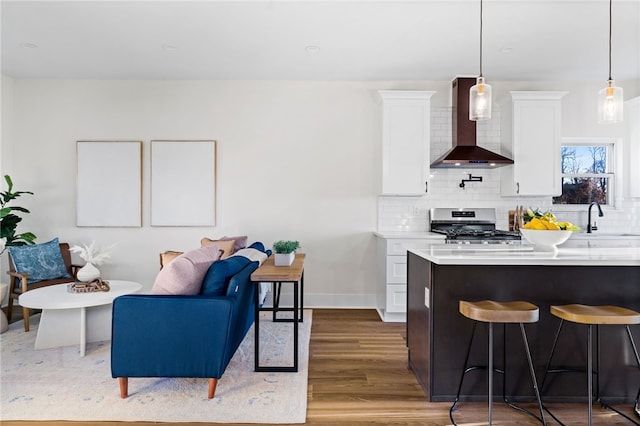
430;208;521;243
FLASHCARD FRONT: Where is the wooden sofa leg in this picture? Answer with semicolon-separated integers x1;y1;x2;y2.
22;307;30;332
119;377;128;398
208;378;218;399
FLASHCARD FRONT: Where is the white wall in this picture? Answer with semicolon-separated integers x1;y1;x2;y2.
1;77;639;308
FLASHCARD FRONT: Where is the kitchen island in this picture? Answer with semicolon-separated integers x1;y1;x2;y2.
407;245;640;403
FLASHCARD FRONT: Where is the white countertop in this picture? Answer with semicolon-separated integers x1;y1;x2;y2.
409;244;640;266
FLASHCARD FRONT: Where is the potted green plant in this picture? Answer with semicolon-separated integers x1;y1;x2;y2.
0;175;36;255
272;240;300;267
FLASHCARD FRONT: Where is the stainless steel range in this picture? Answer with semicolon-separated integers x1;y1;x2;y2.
430;208;521;244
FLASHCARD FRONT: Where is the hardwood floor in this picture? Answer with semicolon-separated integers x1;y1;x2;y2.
2;307;638;425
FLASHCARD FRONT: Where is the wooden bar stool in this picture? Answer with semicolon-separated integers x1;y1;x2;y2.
450;300;546;425
541;304;640;426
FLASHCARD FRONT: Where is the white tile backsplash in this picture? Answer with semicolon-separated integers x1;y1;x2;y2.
378;106;640;234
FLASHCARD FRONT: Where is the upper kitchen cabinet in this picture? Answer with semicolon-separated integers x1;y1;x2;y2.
379;90;436;195
626;97;640;198
500;91;567;196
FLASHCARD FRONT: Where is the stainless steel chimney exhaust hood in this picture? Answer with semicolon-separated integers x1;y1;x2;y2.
430;77;514;168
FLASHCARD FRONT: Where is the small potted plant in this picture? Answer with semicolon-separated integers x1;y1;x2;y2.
272;240;300;267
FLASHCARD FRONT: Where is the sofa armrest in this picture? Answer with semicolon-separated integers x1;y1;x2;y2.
111;294;236;379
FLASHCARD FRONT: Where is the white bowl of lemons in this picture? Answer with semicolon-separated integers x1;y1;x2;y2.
520;215;578;252
520;229;573;252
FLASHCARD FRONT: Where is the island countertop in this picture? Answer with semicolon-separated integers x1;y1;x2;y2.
409;244;640;266
406;249;640;402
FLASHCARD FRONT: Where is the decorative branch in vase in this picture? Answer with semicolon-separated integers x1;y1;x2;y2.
272;240;300;267
70;241;115;282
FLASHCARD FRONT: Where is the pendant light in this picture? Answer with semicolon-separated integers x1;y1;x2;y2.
469;0;492;121
598;0;623;123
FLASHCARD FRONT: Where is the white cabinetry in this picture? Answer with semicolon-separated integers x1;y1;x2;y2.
376;235;443;322
379;91;436;195
626;97;640;198
500;91;567;196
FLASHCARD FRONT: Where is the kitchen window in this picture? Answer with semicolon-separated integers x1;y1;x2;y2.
552;138;618;207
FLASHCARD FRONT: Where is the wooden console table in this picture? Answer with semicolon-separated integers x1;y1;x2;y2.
251;253;305;372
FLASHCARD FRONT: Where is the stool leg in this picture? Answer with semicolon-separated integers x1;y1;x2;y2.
449;321;478;425
588;324;593;426
541;319;565;393
489;322;494;425
601;325;640;424
540;319;568;426
596;325;601;401
520;323;547;425
629;326;640;420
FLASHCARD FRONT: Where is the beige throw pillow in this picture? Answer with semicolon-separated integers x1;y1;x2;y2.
201;238;235;259
159;250;183;269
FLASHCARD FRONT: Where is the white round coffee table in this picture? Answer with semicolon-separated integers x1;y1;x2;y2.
19;280;141;356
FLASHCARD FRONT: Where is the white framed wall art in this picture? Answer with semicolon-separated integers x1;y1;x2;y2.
150;140;216;226
76;140;142;227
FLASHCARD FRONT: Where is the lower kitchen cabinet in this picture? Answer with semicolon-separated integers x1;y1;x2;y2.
375;234;443;322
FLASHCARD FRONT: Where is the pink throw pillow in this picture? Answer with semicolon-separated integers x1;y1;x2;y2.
151;244;221;295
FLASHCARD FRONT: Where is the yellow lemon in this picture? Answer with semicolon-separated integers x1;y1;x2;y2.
544;221;560;230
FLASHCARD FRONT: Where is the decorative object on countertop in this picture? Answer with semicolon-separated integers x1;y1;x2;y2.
522;208;580;231
67;278;110;293
520;229;573;253
520;208;578;252
273;240;300;267
0;175;37;255
70;241;115;282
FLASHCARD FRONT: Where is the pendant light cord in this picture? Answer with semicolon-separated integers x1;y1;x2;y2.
479;0;484;77
608;0;612;81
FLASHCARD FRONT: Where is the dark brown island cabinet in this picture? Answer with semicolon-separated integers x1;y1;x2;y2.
406;246;640;403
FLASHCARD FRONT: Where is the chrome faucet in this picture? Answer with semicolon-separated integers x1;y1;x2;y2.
587;201;604;233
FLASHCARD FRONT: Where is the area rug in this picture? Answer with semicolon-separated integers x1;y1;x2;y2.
0;310;311;423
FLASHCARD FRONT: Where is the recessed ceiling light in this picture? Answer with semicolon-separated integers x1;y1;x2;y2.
20;42;39;49
162;43;178;51
305;45;320;54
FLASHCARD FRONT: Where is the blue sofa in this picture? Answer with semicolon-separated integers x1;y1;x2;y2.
110;260;259;399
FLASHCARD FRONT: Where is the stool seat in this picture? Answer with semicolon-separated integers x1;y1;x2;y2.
460;300;539;324
551;304;640;325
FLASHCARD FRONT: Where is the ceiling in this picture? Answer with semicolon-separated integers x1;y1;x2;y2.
2;0;639;82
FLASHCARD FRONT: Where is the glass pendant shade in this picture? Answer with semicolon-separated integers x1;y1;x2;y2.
598;80;623;123
469;76;492;120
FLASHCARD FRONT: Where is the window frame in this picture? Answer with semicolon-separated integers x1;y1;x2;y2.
552;137;622;211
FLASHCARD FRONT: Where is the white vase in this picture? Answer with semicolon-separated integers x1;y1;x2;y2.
274;253;295;267
77;262;100;282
